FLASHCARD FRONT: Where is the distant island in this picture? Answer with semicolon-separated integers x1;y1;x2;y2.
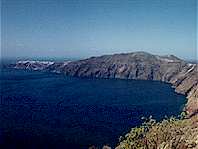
13;52;198;117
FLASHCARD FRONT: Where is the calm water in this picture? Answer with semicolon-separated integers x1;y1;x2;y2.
0;68;186;149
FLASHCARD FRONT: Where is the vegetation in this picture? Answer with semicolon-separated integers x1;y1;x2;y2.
116;114;198;149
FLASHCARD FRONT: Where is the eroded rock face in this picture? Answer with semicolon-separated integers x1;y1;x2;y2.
186;84;198;116
62;52;187;82
14;52;198;116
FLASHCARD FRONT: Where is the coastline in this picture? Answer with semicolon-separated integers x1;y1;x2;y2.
10;63;197;149
13;52;198;117
6;51;198;148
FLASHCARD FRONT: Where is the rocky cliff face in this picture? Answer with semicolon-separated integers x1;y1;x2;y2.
62;52;186;81
14;52;198;116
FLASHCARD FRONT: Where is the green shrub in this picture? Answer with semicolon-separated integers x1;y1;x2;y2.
117;115;198;149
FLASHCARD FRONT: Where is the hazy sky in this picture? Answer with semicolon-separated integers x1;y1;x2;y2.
2;0;197;60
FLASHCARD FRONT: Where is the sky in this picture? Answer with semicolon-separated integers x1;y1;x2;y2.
1;0;197;60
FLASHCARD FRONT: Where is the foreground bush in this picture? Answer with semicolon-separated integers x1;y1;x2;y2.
117;115;198;149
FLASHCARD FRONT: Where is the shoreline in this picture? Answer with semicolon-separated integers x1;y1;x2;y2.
2;66;188;149
9;52;198;147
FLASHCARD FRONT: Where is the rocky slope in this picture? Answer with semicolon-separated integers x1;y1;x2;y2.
14;52;198;116
116;115;198;149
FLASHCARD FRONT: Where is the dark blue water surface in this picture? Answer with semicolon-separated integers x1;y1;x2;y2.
0;68;186;149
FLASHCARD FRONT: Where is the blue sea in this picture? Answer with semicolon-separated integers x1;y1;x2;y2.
0;67;186;149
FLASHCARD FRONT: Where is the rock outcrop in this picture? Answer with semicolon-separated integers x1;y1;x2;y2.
14;52;198;116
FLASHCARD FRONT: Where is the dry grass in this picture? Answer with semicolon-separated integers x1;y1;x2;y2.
116;115;198;149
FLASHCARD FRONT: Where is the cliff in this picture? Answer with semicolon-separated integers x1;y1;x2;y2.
14;52;198;116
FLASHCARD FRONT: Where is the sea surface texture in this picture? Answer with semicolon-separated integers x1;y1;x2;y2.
0;68;186;148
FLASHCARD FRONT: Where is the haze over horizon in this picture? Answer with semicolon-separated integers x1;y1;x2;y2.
2;0;197;60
